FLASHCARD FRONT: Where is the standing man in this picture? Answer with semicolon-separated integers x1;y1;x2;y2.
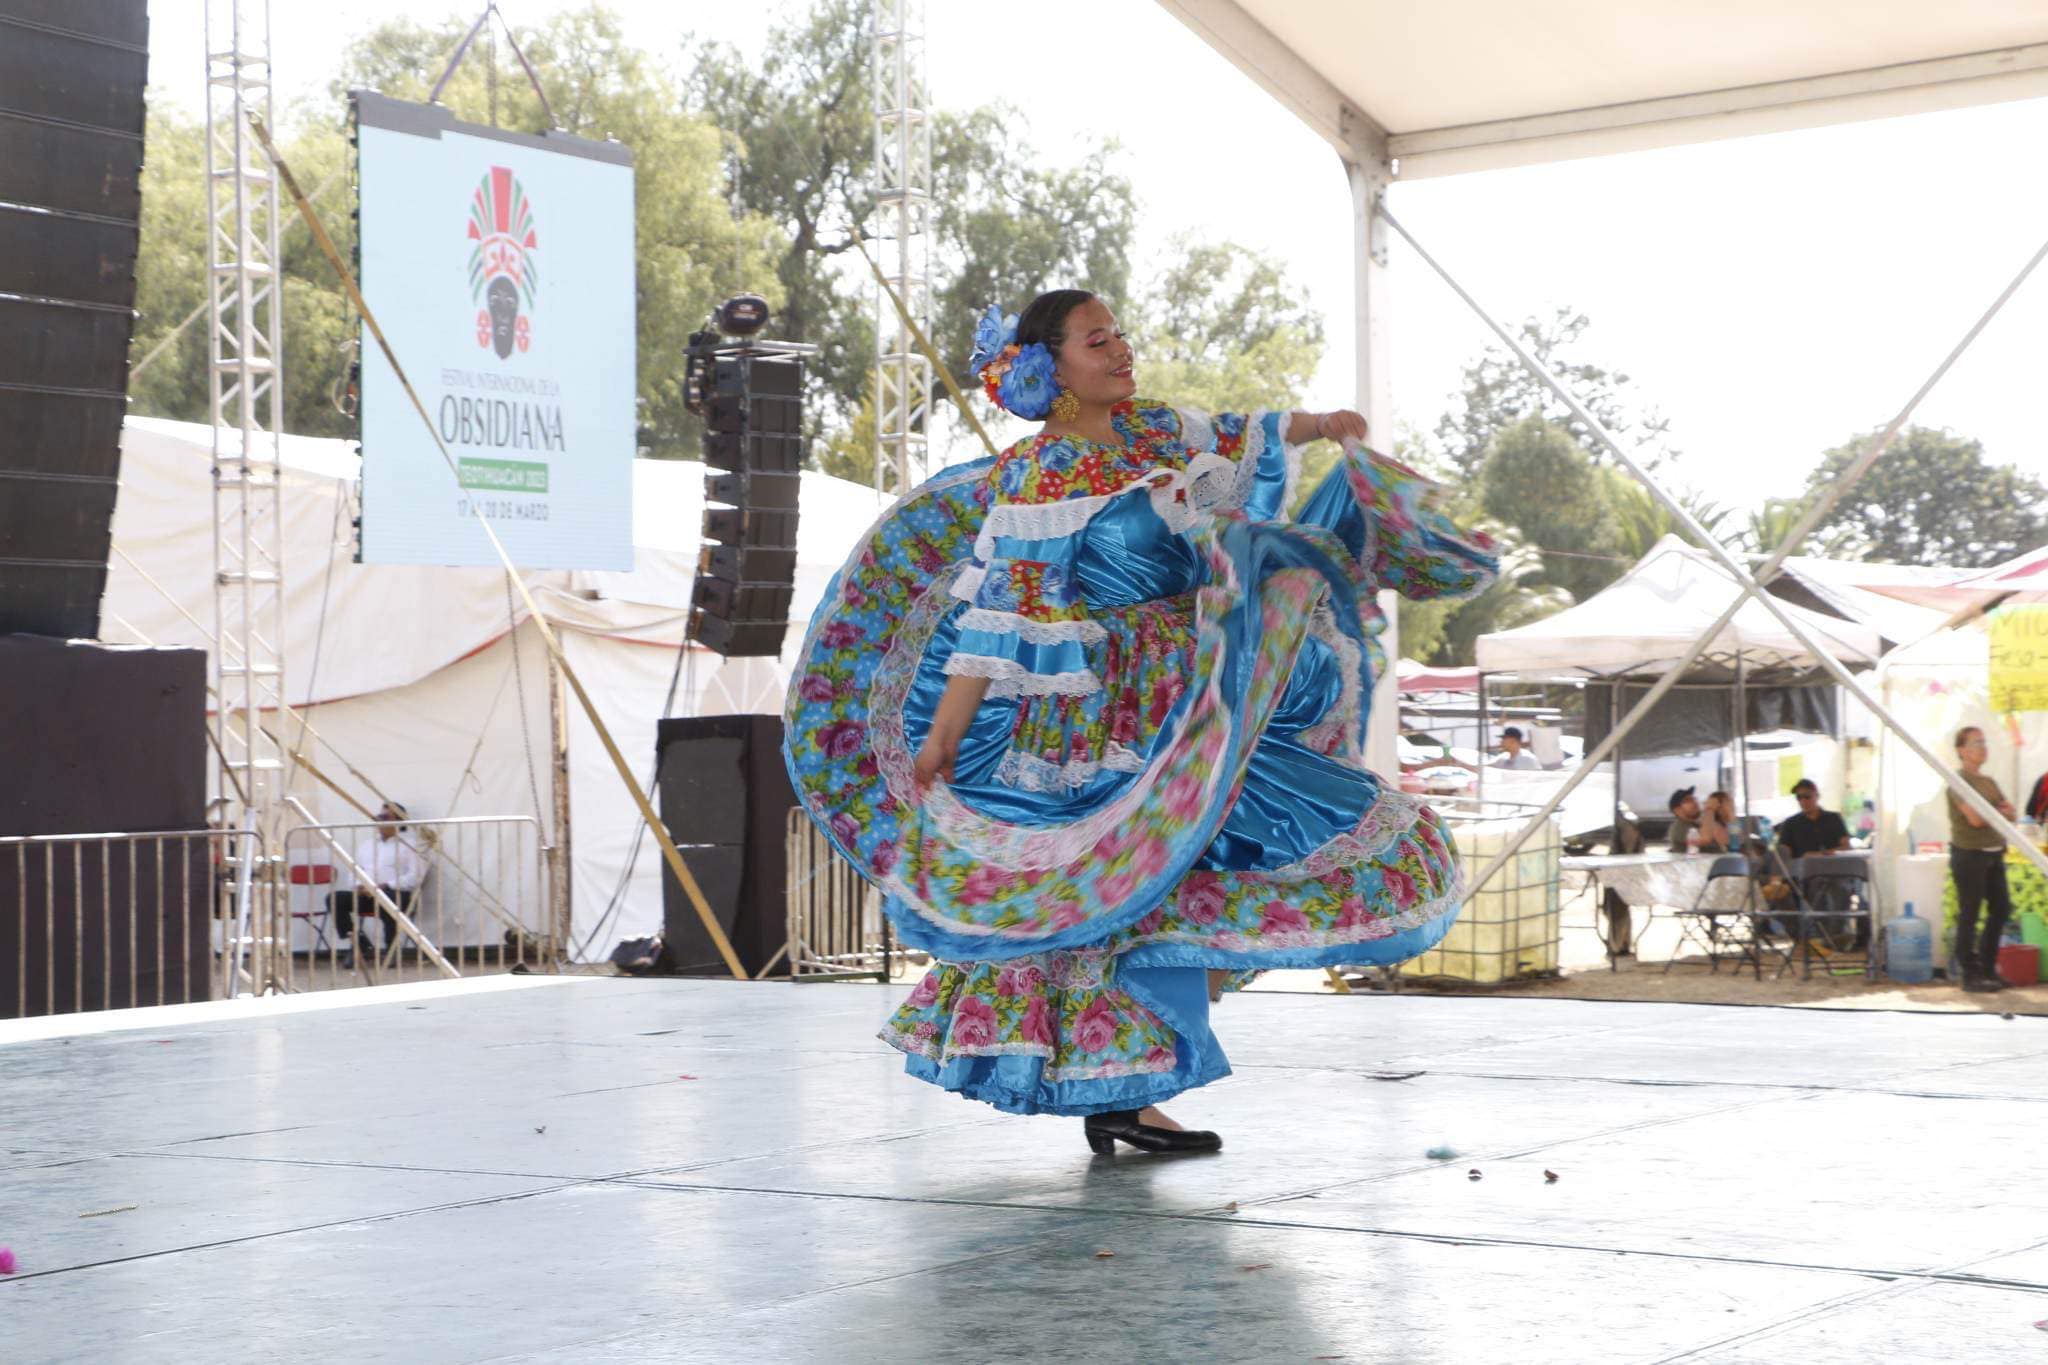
1494;726;1542;770
326;802;425;969
1949;726;2015;993
1776;779;1851;857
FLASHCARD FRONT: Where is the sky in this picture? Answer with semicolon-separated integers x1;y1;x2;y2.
148;1;2048;506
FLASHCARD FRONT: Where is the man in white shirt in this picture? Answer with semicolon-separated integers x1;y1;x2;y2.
327;802;425;967
1493;726;1542;771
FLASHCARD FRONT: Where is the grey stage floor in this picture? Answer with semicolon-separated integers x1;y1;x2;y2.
4;977;2047;1364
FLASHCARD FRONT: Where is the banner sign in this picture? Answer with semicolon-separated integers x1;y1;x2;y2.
353;91;635;568
1989;604;2048;713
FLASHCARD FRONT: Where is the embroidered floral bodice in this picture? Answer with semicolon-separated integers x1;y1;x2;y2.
945;399;1292;699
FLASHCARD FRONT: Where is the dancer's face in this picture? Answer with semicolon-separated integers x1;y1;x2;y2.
1052;298;1136;408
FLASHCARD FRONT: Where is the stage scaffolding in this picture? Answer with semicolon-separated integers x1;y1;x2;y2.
205;0;288;993
871;0;933;496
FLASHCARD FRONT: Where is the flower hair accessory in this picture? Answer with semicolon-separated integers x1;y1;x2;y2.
967;302;1059;420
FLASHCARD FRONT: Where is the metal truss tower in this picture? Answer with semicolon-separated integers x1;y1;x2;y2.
205;0;287;991
871;0;932;496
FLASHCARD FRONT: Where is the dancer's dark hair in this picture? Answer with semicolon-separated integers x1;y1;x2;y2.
1014;289;1096;353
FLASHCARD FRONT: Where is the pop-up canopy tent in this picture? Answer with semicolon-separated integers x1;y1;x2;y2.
1477;535;1881;685
104;416;883;954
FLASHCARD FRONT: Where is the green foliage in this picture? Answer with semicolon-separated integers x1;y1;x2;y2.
1478;417;1625;602
685;0;876;428
927;104;1137;385
129;98;210;426
812;387;877;486
1803;426;2048;567
1601;476;1732;562
1131;238;1323;416
1431;306;1671;481
130;103;356;435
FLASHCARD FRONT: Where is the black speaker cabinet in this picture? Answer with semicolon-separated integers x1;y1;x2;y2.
0;637;207;837
654;715;796;977
0;0;149;639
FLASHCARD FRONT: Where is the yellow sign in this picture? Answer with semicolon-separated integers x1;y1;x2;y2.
1988;605;2048;713
1777;753;1805;795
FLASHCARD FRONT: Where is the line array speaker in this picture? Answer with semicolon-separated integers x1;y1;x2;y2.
684;331;804;658
0;0;149;638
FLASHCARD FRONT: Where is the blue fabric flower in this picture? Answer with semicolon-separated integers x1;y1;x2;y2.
1037;439;1080;474
968;304;1016;375
998;456;1031;497
977;566;1023;613
997;342;1058;419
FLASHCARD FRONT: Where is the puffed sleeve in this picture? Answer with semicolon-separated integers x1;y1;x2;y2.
944;442;1108;697
1157;405;1299;522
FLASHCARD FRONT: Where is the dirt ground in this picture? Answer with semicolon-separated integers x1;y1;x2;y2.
1249;881;2048;1016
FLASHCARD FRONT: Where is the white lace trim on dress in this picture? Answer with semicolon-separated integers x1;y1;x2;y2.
994;741;1148;793
942;652;1101;698
953;607;1106;646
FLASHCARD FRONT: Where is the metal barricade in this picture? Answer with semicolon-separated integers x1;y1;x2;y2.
278;816;551;992
783;808;891;982
2;829;256;1019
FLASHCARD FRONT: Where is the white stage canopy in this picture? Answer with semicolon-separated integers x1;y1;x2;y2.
1159;1;2048;178
1475;534;1882;681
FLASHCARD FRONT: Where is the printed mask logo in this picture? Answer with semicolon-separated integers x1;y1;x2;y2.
468;165;537;359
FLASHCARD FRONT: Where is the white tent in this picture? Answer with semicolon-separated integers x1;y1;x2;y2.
1476;534;1882;680
1861;544;2048;613
104;416;884;954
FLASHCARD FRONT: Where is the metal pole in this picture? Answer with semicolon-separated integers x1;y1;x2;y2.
1735;651;1750;827
547;644;573;958
1475;672;1488;807
1383;205;2048;896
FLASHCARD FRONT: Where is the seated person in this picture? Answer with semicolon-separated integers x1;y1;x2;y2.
1776;779;1850;859
1493;725;1541;770
1695;790;1734;853
1666;787;1704;852
326;801;425;965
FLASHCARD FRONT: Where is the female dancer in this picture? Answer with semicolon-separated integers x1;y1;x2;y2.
785;289;1496;1154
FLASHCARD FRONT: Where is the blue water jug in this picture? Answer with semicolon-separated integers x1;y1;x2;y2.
1887;903;1933;984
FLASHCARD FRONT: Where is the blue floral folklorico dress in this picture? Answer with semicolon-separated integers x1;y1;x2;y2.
784;400;1496;1116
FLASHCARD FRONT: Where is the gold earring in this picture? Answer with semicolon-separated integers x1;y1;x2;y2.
1050;387;1080;423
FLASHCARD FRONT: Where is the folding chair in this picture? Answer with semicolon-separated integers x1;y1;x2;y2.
1789;852;1877;980
287;862;339;955
1664;854;1771;978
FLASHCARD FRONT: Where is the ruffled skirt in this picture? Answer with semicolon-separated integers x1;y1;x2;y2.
785;453;1482;1116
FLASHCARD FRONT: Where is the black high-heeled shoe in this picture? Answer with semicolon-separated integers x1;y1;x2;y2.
1083;1109;1223;1155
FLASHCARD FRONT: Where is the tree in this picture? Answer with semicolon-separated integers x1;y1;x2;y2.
130;103;359;437
927;104;1137;389
685;0;876;429
1432;307;1672;481
1602;476;1732;563
1803;426;2047;567
1478;416;1626;602
1130;238;1323;414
